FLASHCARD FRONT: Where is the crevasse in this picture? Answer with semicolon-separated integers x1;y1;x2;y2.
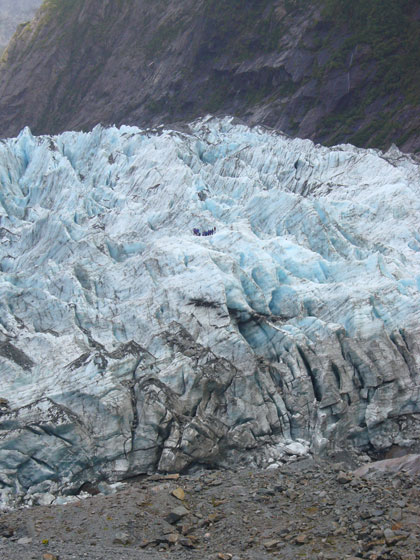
0;117;419;505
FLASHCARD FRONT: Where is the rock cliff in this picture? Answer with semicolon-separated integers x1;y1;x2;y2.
0;117;419;504
0;0;419;151
0;0;41;54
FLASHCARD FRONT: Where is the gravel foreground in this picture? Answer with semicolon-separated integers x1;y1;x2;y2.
0;457;419;560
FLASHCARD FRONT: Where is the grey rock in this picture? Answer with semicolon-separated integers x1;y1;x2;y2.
0;527;14;538
360;508;383;520
164;506;190;525
337;471;352;484
354;455;420;478
16;536;32;544
263;539;282;549
383;527;398;545
112;531;131;545
179;536;195;548
390;508;402;521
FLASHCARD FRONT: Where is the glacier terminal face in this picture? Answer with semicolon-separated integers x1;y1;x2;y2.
0;117;419;503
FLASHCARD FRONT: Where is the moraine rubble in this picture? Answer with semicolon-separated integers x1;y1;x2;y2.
0;457;419;560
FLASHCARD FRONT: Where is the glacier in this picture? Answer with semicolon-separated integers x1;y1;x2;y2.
0;116;419;505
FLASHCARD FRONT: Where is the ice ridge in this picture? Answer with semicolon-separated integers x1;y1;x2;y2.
0;116;419;505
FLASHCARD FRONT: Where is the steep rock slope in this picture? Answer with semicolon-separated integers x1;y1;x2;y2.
0;0;41;54
0;117;419;504
0;0;419;151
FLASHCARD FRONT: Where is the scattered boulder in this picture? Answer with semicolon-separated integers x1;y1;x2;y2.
179;536;196;548
263;538;282;550
17;536;32;544
0;525;14;538
166;533;179;545
164;505;190;524
354;454;420;477
282;441;309;456
112;531;131;545
337;471;352;484
295;533;308;545
171;487;185;500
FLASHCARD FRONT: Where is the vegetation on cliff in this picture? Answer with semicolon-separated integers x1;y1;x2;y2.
319;0;420;147
0;0;419;152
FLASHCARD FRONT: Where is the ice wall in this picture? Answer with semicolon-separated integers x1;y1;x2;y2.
0;117;419;503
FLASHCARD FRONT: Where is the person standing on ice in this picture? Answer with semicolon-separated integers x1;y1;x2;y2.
193;227;216;236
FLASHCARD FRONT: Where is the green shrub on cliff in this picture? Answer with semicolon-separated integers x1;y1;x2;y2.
322;0;420;101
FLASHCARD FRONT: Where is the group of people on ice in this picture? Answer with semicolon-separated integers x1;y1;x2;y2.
193;227;216;237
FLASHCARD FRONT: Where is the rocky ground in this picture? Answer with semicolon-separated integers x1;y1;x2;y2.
0;455;419;560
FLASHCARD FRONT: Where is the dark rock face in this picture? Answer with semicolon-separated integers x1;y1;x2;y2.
0;0;419;152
